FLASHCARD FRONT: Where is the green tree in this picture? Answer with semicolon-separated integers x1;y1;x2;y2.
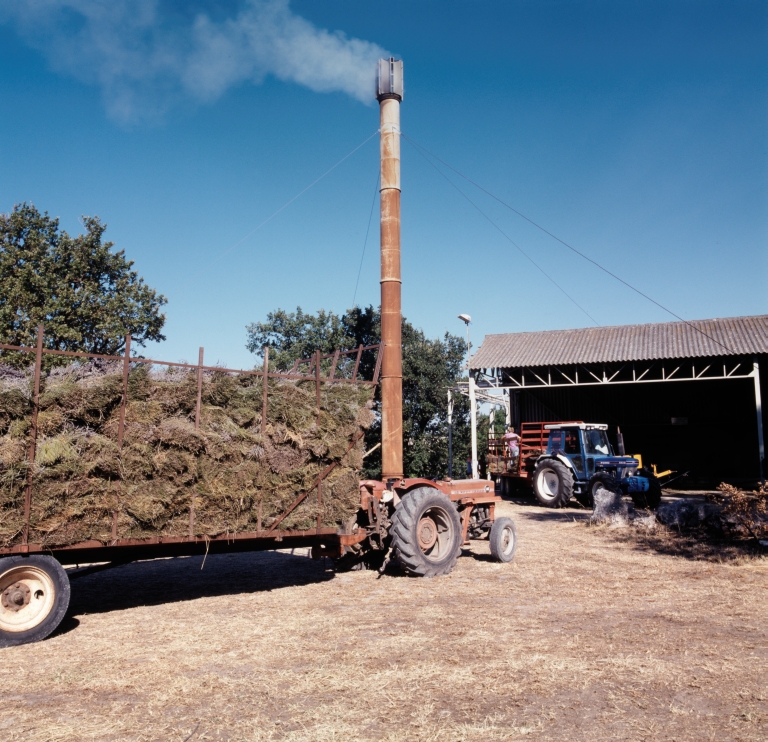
0;203;167;365
246;305;474;479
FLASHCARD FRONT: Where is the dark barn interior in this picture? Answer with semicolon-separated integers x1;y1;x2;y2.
511;364;765;484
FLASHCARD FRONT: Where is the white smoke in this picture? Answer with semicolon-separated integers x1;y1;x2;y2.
1;0;388;123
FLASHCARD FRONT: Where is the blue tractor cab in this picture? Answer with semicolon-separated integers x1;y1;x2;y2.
531;423;661;509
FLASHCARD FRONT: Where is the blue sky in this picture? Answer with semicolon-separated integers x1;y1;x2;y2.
1;0;766;368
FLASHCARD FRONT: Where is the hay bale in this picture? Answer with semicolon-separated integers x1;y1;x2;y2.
0;360;373;548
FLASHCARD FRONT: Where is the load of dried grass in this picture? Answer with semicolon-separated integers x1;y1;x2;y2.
0;361;374;548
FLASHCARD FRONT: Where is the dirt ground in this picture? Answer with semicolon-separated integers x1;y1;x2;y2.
3;496;766;742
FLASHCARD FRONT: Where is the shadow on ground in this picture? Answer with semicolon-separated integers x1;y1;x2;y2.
600;525;765;562
67;549;334;616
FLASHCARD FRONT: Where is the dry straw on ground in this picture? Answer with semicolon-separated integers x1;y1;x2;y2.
2;499;765;741
0;361;374;547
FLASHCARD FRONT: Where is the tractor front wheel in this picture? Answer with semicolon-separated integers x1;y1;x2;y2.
489;517;517;562
532;458;573;508
390;487;462;577
584;472;618;507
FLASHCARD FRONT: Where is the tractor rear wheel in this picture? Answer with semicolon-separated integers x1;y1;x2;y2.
0;555;70;647
532;458;573;508
390;487;462;577
489;517;517;562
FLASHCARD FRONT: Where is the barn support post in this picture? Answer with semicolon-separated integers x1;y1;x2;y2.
754;360;764;485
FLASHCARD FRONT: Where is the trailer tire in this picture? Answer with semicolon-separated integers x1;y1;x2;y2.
0;555;70;648
633;472;662;510
489;517;517;562
532;458;573;508
390;487;462;577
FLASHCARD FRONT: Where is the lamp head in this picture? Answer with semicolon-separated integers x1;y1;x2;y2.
458;314;471;325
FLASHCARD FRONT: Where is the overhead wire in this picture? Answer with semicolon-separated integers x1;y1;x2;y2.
352;171;380;308
179;129;379;290
403;138;601;327
403;132;735;354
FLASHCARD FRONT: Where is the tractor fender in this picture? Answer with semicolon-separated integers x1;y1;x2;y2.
535;453;575;472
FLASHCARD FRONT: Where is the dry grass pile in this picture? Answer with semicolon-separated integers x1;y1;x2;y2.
0;360;374;548
707;482;768;541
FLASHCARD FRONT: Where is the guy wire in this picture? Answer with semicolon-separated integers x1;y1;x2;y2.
403;133;734;353
404;137;601;327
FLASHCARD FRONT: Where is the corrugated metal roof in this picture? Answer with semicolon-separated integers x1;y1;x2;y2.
469;315;768;369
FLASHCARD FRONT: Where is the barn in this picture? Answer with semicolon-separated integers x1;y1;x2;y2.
469;315;767;486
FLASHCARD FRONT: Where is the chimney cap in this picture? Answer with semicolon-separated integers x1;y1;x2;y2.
376;58;403;102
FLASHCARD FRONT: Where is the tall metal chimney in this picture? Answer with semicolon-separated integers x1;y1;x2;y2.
377;58;404;480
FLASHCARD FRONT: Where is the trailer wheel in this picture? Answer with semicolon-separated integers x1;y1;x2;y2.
390;487;462;577
489;517;517;562
632;472;662;510
0;555;70;647
532;458;573;508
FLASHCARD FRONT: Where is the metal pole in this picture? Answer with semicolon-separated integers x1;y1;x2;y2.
195;347;204;431
469;374;478;479
261;346;269;430
377;58;404;481
315;349;321;422
447;389;453;479
22;325;44;547
466;324;471;368
117;334;131;448
754;360;764;484
114;333;131;543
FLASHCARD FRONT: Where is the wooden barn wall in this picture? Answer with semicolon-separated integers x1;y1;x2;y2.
510;355;766;484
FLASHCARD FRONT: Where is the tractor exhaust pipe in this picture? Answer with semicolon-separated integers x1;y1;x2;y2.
377;58;404;480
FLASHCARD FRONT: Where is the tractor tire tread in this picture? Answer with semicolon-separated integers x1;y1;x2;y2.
390;487;462;577
532;458;574;508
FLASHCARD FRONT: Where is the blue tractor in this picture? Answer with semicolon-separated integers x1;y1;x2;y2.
531;423;662;509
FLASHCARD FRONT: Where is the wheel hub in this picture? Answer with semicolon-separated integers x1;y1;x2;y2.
417;517;438;550
2;582;31;612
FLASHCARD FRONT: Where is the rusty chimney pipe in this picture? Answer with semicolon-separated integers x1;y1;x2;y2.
377;58;404;480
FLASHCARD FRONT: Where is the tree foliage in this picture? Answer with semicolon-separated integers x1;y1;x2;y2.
0;203;167;365
246;305;476;479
